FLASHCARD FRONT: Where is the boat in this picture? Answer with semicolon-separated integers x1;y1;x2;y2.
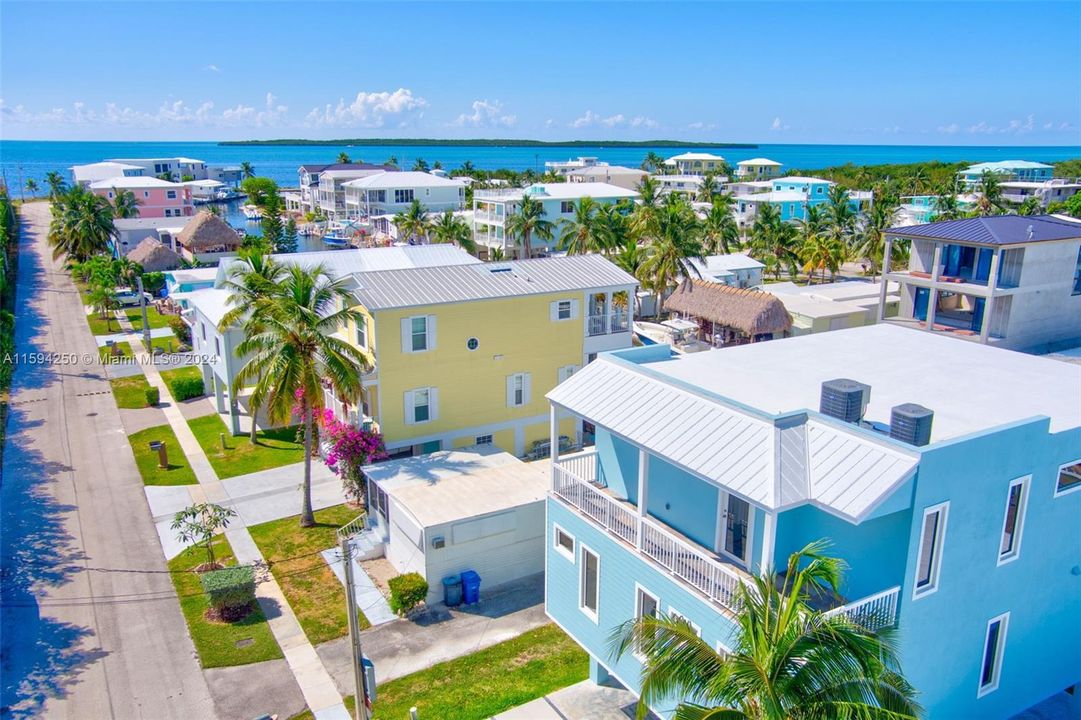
633;319;712;353
242;204;262;220
321;232;349;248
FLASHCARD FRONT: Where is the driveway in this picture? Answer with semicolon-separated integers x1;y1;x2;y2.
0;202;216;719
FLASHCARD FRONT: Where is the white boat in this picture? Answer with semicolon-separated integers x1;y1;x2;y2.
634;319;713;353
242;204;262;220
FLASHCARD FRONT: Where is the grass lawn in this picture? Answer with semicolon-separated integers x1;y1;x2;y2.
168;535;283;668
249;504;368;646
86;311;123;336
188;413;305;479
98;341;133;362
161;364;203;387
109;374;154;409
124;306;173;331
141;332;179;355
287;625;589;720
127;424;198;485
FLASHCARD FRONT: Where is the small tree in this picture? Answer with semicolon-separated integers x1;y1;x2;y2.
388;573;429;615
319;408;386;505
171;503;237;569
87;278;120;329
278;217;299;254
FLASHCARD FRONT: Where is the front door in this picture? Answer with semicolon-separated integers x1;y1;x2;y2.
719;492;753;567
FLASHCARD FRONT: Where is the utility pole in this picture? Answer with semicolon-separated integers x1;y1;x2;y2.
137;275;151;349
339;531;371;720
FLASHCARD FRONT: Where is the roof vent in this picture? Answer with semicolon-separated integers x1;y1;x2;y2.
889;403;934;447
1027;224;1034;240
819;378;870;424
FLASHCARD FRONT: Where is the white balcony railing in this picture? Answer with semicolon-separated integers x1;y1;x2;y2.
823;585;901;632
586;311;630;337
552;454;745;614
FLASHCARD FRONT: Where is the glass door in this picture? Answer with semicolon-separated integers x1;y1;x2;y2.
720;492;752;567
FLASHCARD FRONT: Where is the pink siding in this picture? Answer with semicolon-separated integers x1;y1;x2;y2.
92;185;193;219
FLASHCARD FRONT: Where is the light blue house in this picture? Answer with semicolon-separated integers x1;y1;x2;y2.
734;176;871;226
543;324;1081;719
960;161;1054;188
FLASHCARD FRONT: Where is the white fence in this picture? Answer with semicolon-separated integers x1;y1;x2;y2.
824;585;901;632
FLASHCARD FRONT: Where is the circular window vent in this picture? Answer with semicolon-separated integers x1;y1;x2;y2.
467;337;479;351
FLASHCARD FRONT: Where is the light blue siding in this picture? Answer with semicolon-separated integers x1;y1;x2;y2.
596;431;639;502
646;457;719;549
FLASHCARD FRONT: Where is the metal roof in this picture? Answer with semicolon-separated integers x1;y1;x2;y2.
547;354;918;521
886;215;1081;245
214;245;480;285
351;254;638;311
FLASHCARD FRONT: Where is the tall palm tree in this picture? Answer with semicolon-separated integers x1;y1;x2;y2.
505;195;554;259
931;184;963;221
854;198;900;281
48;185;118;262
907;167;929;195
44;171;68;199
384;156;399;169
632;176;663;240
219;252;288;442
702;198;739;255
974;170;1005;216
412;158;430;172
823;184;857;247
613;540;920;720
233;264;373;527
24;179;39;198
111;187;142;219
637;196;704;311
460;160;476;176
801;232;844;284
240;161;255;179
599;202;633;256
1017;196;1043;216
429;210;476;254
558;196;607;255
750;203;800;280
641;152;666;174
337;152;351;164
393;199;431;244
695;173;720;203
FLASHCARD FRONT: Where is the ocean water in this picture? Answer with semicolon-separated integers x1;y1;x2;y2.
1;139;1078;190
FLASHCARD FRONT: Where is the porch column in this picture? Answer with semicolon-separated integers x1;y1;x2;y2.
926;243;943;331
549;406;560;463
605;292;613;333
213;375;226;413
876;237;893;322
636;448;649;550
980;249;1002;344
760;511;777;573
229;399;241;436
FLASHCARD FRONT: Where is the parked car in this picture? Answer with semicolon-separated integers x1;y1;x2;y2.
116;288;153;306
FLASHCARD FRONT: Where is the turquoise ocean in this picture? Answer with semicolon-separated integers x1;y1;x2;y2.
2;140;1079;189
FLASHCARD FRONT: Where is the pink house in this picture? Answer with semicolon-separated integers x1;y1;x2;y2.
89;177;194;219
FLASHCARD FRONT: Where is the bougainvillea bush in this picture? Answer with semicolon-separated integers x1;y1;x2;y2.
319;408;387;506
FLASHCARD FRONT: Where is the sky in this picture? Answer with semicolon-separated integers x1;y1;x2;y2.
1;1;1080;146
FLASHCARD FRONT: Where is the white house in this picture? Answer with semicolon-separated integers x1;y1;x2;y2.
342;171;466;217
70;161;146;186
108;157;210;181
544;156;607;176
689;254;765;288
663;152;727;176
734;157;783;179
566;165;647;191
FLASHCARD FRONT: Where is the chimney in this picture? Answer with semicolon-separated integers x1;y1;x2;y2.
819;379;871;424
890;403;934;446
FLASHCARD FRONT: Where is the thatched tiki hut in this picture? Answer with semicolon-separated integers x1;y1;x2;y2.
665;279;792;346
175;211;242;263
127;237;182;272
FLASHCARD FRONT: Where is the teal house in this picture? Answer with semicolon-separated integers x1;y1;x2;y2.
543;324;1080;718
960;161;1054;188
734;176;870;226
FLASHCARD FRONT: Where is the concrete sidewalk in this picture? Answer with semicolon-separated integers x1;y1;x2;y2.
493;680;644;720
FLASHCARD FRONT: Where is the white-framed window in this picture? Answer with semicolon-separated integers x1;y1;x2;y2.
667;608;702;637
560;201;575;213
143;191;150;198
355;317;368;350
166;190;177;199
506;372;531;408
553;524;575;560
404;387;437;425
401;315;435;353
978;613;1009;697
107;191;114;199
913;502;948;599
549;298;578;322
557;365;579;384
715;640;731;659
394;189;414;204
557;300;572;319
633;585;660;659
1055;459;1081;496
475;434;493;446
578;543;599;622
997;476;1029;565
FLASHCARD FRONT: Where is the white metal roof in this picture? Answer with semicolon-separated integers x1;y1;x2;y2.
963;160;1053;173
89;176;181;189
665;152;727;162
70;161;145;183
773;176;834;185
697;253;765;272
351;254;638;311
737;158;782;166
734;190;808;203
566;165;647;178
184;288;232;326
342;171;466;190
181;179;224;188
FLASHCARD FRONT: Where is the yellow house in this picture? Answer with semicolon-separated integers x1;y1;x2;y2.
331;255;638;458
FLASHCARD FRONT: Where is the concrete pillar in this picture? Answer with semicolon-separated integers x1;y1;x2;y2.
213;375;226;413
876;238;893;322
980;249;1002;344
549;406;560;473
229;399;241;436
636;449;649;550
926;244;944;331
589;657;612;686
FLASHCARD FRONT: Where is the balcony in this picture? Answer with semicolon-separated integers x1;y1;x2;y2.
551;452;900;631
586;310;630;337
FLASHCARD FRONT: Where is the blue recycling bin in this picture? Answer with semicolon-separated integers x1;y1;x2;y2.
460;570;481;605
442;575;463;607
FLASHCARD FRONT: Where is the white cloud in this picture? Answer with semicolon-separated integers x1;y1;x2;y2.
204;64;221;73
769;116;790;132
936;123;959;135
305;88;426;128
453;99;516;128
629;116;658;129
569;110;657;129
688;121;717;131
0;93;287;129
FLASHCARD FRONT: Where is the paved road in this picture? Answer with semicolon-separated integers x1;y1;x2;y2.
1;202;216;719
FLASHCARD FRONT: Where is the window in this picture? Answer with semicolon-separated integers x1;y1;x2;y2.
557;365;578;384
579;544;599;621
553;525;575;560
107;191;114;199
355;318;368;349
166;190;177;199
475;434;493;446
200;323;206;341
506;372;531;408
668;608;702;637
409;388;432;424
394;189;414;204
998;477;1029;564
557;300;572;320
466;337;479;351
632;586;660;658
978;613;1009;697
214;337;220;356
913;502;948;599
402;316;433;352
1072;247;1081;295
550;298;578;321
143;191;149;198
1056;460;1081;496
560;201;575;214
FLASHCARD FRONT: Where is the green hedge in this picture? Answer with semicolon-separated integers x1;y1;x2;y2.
388;572;429;615
199;565;256;612
170;375;205;401
145;386;160;406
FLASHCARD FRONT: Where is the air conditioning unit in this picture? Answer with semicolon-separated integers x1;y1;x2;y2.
819;379;871;424
890;404;934;447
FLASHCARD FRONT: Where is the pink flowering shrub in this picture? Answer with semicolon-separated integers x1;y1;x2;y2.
319;407;387;505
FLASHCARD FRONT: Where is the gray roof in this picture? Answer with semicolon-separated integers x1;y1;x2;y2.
886;215;1081;246
351;254;638;310
299;162;397;174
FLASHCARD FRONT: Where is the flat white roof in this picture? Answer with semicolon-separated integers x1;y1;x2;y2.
185;287;232;326
774;176;834;185
771;292;870;320
89;176;180;189
735;190;808;203
665;152;727;162
964;160;1053;172
363;448;549;527
181;179;224;188
737;158;782;166
645;324;1081;442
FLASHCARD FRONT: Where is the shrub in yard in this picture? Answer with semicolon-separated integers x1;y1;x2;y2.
145;386;160;406
388;572;429;615
199;565;256;621
170;375;205;401
168;315;191;344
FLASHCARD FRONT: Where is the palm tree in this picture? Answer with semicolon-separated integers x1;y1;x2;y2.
974;170;1005;216
505;195;554;259
240;161;255;179
429;210;476;254
412;158;430;173
823;184;857;247
393;199;431;244
219;252;288;442
1017;196;1043;216
111;187;142;219
48;185;118;262
695;173;720;203
907;166;929;194
25;179;39;198
931;184;963;221
460;160;476;176
599;202;633;255
558;196;607;255
854;198;900;281
613;540;920;720
702;197;739;255
384;156;399;169
641;152;666;174
637;196;704;311
801;232;844;284
750;203;800;280
337;152;351;164
233;264;373;527
632;176;663;239
44;171;68;199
